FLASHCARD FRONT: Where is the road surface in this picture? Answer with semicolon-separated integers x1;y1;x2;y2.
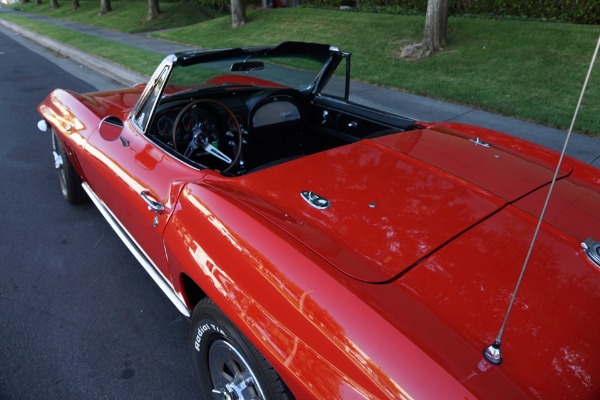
0;27;199;400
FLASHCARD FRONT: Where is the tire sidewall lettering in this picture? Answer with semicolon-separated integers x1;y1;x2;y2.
194;319;226;352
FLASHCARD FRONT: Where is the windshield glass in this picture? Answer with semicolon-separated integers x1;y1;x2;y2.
166;52;331;94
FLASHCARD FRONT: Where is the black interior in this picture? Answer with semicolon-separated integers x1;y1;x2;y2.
148;87;417;175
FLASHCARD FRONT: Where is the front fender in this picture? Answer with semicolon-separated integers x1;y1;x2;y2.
37;89;102;143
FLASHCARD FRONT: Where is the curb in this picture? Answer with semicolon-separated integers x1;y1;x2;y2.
0;17;147;87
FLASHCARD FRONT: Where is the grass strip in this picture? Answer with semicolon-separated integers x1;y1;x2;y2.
2;5;599;135
6;0;224;33
154;8;600;135
0;13;163;76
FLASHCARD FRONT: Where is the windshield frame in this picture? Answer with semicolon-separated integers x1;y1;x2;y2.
131;42;347;134
169;42;340;93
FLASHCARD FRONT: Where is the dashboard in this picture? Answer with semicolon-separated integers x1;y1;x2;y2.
152;103;244;148
147;88;307;174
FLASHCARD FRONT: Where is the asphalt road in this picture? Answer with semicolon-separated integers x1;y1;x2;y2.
0;29;199;399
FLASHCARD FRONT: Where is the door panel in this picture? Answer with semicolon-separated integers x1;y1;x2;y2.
82;119;201;281
311;97;415;142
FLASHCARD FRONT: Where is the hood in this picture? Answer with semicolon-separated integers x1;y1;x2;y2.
222;128;571;283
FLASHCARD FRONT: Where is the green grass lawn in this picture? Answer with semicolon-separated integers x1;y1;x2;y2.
7;0;224;33
2;2;599;135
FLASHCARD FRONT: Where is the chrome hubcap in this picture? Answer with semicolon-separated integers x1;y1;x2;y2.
209;340;264;400
53;151;63;170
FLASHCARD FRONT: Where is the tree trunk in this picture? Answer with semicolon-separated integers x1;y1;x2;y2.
72;0;80;11
50;0;61;9
423;0;448;50
147;0;160;21
100;0;112;15
400;0;449;59
230;0;247;27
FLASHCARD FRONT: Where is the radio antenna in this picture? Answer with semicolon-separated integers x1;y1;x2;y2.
483;34;600;365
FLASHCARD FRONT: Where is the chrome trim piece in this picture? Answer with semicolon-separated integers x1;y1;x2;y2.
300;191;331;210
130;59;175;134
52;151;63;170
582;238;600;268
483;340;502;365
82;182;191;317
469;137;492;147
37;119;48;132
140;190;165;215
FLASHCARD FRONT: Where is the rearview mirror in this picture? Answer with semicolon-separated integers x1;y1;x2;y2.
99;116;124;142
230;61;265;72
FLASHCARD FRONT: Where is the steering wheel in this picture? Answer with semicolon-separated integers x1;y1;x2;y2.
173;99;242;174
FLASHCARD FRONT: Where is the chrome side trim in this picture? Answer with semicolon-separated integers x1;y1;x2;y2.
82;182;191;317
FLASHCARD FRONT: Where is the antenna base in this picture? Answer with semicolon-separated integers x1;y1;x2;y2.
483;341;502;365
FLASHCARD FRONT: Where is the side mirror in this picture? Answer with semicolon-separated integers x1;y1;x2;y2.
99;116;124;142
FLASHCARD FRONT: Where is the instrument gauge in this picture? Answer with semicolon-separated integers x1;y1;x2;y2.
156;116;174;138
228;115;244;132
202;119;216;133
181;111;196;132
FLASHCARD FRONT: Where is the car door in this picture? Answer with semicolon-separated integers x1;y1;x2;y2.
80;63;203;284
82;117;201;283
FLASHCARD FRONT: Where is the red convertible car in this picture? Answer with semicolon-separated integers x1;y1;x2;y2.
37;42;600;399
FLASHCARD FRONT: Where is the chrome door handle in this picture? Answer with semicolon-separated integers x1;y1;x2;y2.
140;190;164;215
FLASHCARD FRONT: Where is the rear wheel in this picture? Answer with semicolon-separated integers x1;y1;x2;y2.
191;298;293;400
51;131;87;204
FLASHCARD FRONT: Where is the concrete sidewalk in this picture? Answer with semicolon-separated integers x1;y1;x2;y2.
0;6;598;165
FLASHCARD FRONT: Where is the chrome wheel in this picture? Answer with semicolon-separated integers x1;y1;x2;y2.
191;298;293;400
51;131;68;198
50;130;87;204
209;340;265;400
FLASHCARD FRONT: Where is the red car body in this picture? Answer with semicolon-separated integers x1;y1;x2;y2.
37;42;600;399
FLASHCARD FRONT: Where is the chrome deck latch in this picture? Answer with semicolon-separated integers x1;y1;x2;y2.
300;191;330;210
582;238;600;268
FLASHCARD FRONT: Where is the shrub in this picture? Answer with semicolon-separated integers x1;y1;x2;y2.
300;0;600;25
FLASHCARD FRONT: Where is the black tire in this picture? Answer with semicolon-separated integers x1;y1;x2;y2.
191;298;294;400
51;130;87;204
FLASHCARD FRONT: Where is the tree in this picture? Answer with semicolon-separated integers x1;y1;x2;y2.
72;0;80;11
400;0;449;59
147;0;160;21
50;0;61;9
230;0;247;27
100;0;112;15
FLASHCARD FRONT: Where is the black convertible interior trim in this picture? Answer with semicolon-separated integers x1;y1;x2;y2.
147;85;418;176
